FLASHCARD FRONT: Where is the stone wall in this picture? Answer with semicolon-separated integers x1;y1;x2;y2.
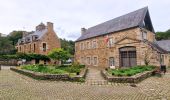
101;69;155;83
10;67;88;82
0;59;18;66
16;22;60;56
75;27;160;68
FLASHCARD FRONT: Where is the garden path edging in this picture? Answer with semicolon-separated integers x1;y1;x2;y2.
10;67;88;82
101;69;156;83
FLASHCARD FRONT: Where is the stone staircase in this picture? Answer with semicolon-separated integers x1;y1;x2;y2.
85;67;108;85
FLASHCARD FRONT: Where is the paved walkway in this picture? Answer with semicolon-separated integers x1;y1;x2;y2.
1;67;170;100
85;67;108;85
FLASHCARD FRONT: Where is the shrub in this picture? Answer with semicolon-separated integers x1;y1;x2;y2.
21;63;85;75
110;65;156;76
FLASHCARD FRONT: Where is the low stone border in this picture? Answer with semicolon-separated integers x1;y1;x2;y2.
101;69;156;83
10;67;88;82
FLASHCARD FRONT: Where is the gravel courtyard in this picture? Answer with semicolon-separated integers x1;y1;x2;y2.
0;67;170;100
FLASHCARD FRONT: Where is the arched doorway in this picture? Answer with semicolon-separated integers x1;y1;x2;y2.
119;46;137;67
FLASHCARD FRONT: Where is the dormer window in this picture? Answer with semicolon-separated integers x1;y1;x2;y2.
32;35;38;41
142;31;147;40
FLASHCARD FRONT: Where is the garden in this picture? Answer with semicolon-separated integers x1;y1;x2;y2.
20;63;85;76
102;65;157;83
107;65;156;76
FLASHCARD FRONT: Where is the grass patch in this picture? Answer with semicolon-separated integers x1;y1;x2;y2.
21;63;85;75
109;65;156;77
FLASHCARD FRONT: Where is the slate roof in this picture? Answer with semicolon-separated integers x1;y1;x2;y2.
17;29;47;44
156;40;170;52
76;7;149;41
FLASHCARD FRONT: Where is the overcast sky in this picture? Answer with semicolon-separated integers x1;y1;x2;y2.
0;0;170;40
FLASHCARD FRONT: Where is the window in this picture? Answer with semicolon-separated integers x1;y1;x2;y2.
33;43;36;52
161;55;164;65
109;57;114;66
142;31;147;40
20;46;21;52
93;57;98;66
24;45;26;53
81;57;84;64
86;57;91;65
108;38;114;47
42;43;47;51
80;42;84;50
29;44;31;53
87;41;91;49
92;40;97;48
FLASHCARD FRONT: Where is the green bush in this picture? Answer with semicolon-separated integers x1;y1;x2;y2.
0;53;50;61
110;65;156;76
21;63;85;75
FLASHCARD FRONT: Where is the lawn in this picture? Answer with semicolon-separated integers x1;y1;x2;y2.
108;65;156;76
20;64;85;75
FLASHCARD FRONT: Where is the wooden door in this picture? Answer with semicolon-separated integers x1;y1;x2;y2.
120;47;137;67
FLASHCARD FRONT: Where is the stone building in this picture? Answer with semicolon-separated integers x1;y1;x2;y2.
75;7;169;68
156;40;170;67
16;22;60;64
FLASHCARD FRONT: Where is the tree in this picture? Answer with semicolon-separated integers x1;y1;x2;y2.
48;48;71;64
60;38;75;55
7;31;23;45
156;29;170;40
143;48;152;65
0;37;16;55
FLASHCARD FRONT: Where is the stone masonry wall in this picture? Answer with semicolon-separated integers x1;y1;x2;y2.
75;27;161;68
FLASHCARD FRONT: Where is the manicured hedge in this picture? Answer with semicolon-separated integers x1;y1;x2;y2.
0;53;50;61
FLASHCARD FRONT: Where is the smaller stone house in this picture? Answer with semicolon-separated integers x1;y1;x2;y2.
156;40;170;67
75;7;169;68
16;22;61;64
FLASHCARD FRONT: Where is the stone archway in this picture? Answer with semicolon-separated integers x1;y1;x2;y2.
119;46;137;67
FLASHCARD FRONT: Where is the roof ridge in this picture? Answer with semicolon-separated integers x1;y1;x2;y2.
87;7;148;31
76;7;150;42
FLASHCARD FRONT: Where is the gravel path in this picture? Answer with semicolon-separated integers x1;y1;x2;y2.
0;68;170;100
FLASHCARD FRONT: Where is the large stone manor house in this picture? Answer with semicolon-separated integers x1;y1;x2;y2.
75;7;170;68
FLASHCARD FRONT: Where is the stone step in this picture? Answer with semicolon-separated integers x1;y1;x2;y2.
85;80;108;85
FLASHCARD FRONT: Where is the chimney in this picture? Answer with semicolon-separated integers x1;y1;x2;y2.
47;22;53;31
81;28;86;35
22;31;28;37
36;22;46;31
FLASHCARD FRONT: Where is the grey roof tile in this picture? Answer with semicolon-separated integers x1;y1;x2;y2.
76;7;148;41
156;40;170;52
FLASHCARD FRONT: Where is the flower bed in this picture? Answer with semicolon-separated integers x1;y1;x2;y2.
10;64;87;82
108;65;156;76
101;65;157;83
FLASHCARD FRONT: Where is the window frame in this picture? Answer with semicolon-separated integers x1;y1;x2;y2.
86;56;91;65
93;56;98;66
42;42;47;52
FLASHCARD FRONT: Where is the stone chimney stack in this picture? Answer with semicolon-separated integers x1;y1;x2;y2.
81;28;86;35
36;23;46;31
47;22;53;31
22;31;28;37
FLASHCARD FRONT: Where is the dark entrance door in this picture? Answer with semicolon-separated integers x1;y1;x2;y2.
119;47;137;67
